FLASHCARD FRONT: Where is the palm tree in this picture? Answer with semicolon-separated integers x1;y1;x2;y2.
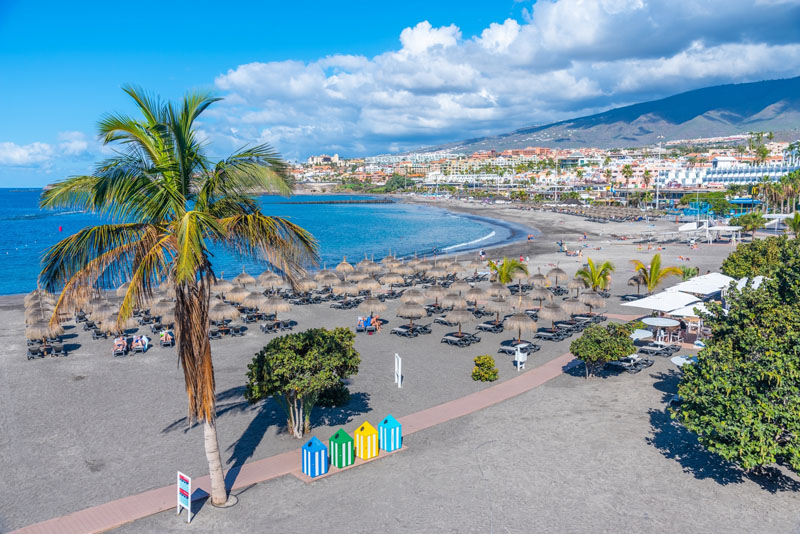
38;86;317;506
643;169;651;190
575;258;614;291
680;266;699;281
786;212;800;238
630;253;682;294
488;257;528;284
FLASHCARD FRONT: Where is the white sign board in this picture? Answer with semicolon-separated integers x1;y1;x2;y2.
394;353;402;388
177;471;192;523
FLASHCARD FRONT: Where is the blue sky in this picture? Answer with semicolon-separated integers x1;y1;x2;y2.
1;0;799;186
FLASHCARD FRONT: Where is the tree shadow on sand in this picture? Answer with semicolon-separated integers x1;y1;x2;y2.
311;391;371;427
161;385;254;434
646;371;800;494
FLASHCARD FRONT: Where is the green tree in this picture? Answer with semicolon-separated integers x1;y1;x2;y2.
487;257;529;284
720;235;797;278
245;328;360;438
570;323;635;378
575;258;615;291
630;253;681;294
680;265;699;281
785;211;800;238
38;86;317;506
675;274;800;472
730;211;766;241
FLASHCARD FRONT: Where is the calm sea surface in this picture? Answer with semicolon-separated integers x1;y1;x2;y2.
0;190;527;295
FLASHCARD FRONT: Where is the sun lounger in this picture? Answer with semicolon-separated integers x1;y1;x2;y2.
391;326;417;338
534;328;564;341
51;344;67;357
441;333;478;347
606;354;654;373
497;341;540;355
209;329;222;340
261;321;279;333
26;346;42;360
434;316;457;327
230;325;245;337
477;321;504;333
243;314;258;323
159;336;175;347
91;329;107;340
112;346;127;357
412;323;432;335
83;321;97;331
620;294;641;302
278;320;294;331
638;344;678;357
572;313;606;323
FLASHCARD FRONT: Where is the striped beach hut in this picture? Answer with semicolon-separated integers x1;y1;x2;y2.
378;414;402;452
354;421;379;460
329;429;354;469
302;436;329;478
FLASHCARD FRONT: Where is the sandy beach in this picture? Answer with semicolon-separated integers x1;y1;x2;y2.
2;206;795;533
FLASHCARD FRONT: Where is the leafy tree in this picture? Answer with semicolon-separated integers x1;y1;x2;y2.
680;265;699;281
38;86;316;506
730;211;766;241
488;257;529;284
575;258;615;291
678;191;732;216
720;235;799;279
630;253;681;294
675;274;800;472
570;323;635;378
245;328;360;438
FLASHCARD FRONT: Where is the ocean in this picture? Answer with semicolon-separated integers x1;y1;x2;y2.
0;190;530;295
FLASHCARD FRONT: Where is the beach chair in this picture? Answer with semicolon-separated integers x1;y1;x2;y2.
51;344;67;357
150;322;163;334
131;343;146;354
83;320;97;331
230;325;245;337
209;329;221;340
243;314;258;324
279;320;293;331
159;335;175;347
26;346;41;360
112;345;126;357
638;345;673;357
477;321;504;334
391;325;417;338
441;334;471;347
75;311;87;323
434;316;457;327
498;341;539;355
260;322;279;334
534;329;562;342
606;354;654;374
92;329;107;340
413;323;432;335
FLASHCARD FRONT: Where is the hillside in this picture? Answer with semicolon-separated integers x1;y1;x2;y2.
421;76;800;152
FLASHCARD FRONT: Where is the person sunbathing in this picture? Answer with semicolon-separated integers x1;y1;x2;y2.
357;316;365;329
113;337;126;352
373;315;382;332
132;336;143;351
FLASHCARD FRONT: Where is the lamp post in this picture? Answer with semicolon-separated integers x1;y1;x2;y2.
656;135;664;211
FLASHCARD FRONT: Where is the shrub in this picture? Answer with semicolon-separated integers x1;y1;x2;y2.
472;355;499;382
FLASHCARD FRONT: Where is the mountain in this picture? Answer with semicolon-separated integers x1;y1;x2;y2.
421;76;800;153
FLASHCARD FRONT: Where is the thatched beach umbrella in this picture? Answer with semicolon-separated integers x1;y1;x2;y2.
426;284;447;305
513;295;537;312
336;257;355;277
400;288;425;304
150;299;175;317
396;302;426;327
358;297;387;316
414;259;433;273
262;296;291;319
465;259;484;273
317;272;340;289
234;271;256;287
258;271;282;285
356;256;372;270
539;302;566;328
529;287;553;309
381;272;405;289
484;297;511;324
446;260;465;275
505;312;537;343
488;282;511;298
393;263;414;276
213;279;235;295
357;276;381;296
441;293;467;310
333;281;357;304
102;313;138;334
547;266;567;286
450;280;471;295
446;307;474;336
91;303;118;322
528;268;547;288
426;265;447;279
579;291;606;314
25;320;63;342
348;271;368;283
568;277;587;298
465;286;488;305
561;298;588;315
363;261;383;275
209;302;240;322
241;292;268;309
294;278;317;293
226;286;249;304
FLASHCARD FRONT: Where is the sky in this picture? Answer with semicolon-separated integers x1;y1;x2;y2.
1;0;800;186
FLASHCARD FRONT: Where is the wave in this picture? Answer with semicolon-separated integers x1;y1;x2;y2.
3;210;85;221
441;231;496;252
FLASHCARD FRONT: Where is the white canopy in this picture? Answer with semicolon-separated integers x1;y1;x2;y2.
708;225;742;231
668;302;711;318
665;272;734;297
735;276;766;291
621;291;700;313
764;213;796;220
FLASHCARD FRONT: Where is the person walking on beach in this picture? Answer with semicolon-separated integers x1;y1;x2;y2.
479;249;486;260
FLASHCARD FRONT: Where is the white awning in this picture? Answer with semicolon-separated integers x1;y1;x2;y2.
708;225;742;231
668;302;711;317
621;291;700;312
664;272;735;296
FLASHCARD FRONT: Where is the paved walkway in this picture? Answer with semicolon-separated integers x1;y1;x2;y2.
12;353;576;534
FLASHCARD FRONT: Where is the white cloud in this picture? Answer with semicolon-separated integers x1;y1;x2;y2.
399;21;461;55
58;131;89;156
0;141;53;165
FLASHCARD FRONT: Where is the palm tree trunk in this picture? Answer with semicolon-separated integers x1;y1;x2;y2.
203;420;228;505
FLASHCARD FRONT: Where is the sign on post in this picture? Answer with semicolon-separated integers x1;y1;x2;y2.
177;471;192;523
394;353;402;388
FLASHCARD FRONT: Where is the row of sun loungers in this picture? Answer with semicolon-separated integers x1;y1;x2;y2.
441;332;480;347
638;343;681;357
606;354;654;373
390;324;432;338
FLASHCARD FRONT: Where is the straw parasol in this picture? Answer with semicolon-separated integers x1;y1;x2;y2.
101;314;138;334
446;307;474;336
528;268;547;288
484;297;511;323
380;253;397;266
426;284;447;305
317;272;340;288
547;266;567;286
446;261;465;275
356;256;372;270
465;286;488;304
313;268;335;282
488;282;511;298
414;259;432;273
348;271;368;283
579;291;606;314
294;278;317;293
259;271;282;286
234;271;256;287
362;261;383;274
426;265;447;279
91;303;118;322
241;292;268;309
539;302;566;327
529;287;553;309
400;288;425;304
336;257;355;277
505;312;537;343
513;295;537;312
333;281;357;304
150;298;175;316
561;298;588;315
25;320;63;341
115;282;130;297
393;263;414;276
381;272;405;288
441;292;467;309
396;302;426;327
226;286;250;304
209;302;240;322
358;297;387;315
357;276;381;295
568;277;587;298
213;279;235;295
262;296;291;319
465;259;484;274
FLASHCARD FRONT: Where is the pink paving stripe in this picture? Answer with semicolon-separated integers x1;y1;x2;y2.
12;352;576;534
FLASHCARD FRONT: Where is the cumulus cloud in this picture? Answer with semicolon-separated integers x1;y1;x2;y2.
0;141;53;166
57;131;89;156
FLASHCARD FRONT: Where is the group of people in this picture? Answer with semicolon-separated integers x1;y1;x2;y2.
356;315;382;333
112;334;153;354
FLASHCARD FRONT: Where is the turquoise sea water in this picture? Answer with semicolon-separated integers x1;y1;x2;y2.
0;190;530;295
